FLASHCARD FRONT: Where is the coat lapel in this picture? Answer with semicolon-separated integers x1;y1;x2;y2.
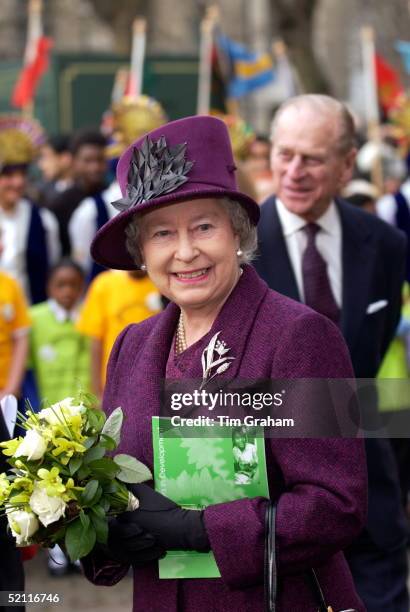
136;267;269;429
338;199;377;351
257;197;300;301
181;265;270;384
130;302;179;466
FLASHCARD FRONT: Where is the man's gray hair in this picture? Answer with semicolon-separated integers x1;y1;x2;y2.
270;94;357;155
124;198;258;267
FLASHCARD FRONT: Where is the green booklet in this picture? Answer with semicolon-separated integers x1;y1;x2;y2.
152;416;269;579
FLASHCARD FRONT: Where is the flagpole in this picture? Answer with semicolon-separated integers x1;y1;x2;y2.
360;26;383;192
272;39;301;97
111;68;128;104
129;18;146;97
197;6;219;115
22;0;43;118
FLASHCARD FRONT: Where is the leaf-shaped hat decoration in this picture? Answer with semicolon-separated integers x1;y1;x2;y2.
112;135;194;212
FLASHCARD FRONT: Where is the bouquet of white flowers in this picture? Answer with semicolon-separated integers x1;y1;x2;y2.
0;394;151;562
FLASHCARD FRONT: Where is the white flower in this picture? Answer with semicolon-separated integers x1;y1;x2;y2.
29;485;66;527
39;397;85;425
6;509;39;546
127;492;139;511
15;429;47;461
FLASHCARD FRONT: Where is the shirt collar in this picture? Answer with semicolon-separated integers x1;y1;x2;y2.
48;299;79;323
276;198;339;237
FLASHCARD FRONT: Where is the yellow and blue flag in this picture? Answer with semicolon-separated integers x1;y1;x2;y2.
216;34;274;98
396;41;410;74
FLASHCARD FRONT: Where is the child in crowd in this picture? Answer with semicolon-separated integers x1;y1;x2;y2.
29;259;90;406
28;258;90;577
77;269;162;399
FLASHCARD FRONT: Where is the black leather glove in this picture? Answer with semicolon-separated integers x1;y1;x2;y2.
105;514;165;565
125;483;211;552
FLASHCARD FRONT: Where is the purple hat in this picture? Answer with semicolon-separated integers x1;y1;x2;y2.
91;115;260;270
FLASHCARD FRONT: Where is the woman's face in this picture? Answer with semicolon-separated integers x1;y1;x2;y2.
138;198;240;314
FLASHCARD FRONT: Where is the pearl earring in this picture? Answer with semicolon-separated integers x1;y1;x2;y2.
236;249;243;257
140;264;147;271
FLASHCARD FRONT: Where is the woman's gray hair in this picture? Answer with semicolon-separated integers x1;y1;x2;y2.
124;198;258;267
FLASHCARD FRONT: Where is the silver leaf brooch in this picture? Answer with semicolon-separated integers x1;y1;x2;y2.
200;331;235;390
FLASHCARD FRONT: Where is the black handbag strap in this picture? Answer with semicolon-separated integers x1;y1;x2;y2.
264;502;277;612
264;501;330;612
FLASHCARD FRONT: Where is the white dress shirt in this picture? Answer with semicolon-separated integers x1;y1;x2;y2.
68;181;121;274
0;199;60;300
48;299;80;323
276;199;342;306
376;178;410;226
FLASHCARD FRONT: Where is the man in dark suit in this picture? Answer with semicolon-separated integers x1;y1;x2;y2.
254;94;409;612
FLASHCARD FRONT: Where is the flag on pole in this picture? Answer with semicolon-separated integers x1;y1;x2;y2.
270;40;300;101
11;0;52;109
395;41;410;74
216;34;274;99
374;53;404;113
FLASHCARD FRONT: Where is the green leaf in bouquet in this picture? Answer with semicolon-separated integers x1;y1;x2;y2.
86;409;106;433
101;407;123;445
88;458;120;480
65;517;96;562
75;390;99;410
81;480;99;505
79;510;90;529
100;434;117;451
77;465;91;481
103;480;119;494
90;508;108;544
83;436;97;450
83;445;106;464
113;454;152;483
100;497;110;512
68;456;83;476
90;504;105;520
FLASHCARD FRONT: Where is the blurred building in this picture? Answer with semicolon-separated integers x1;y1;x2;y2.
0;0;409;133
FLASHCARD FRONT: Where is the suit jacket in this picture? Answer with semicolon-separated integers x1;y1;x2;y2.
82;265;366;612
254;195;408;550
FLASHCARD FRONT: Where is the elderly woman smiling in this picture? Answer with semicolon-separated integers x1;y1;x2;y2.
126;196;256;343
84;116;367;612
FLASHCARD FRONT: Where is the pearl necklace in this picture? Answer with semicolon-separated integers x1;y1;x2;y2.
174;268;243;356
175;313;187;355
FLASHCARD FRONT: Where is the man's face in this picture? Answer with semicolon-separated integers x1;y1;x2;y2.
0;168;27;210
38;145;72;182
72;144;107;191
38;145;60;181
270;106;356;221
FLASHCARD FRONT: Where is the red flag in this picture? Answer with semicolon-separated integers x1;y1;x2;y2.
374;53;404;113
11;36;53;108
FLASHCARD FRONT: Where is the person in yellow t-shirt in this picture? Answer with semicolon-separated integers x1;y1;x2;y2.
77;269;162;398
0;272;29;612
0;271;31;400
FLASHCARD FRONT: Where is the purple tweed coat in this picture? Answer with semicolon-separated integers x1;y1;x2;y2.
82;265;367;612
